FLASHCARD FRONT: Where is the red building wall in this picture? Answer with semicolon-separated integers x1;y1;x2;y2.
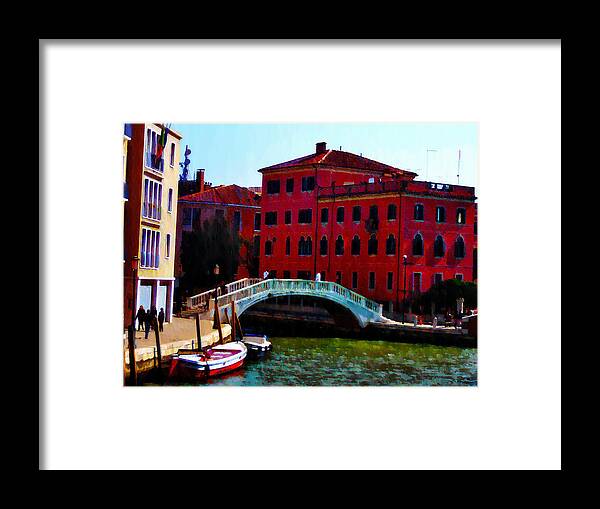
258;144;477;311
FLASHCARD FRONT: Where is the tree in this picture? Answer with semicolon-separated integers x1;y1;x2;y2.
412;278;477;314
179;215;241;295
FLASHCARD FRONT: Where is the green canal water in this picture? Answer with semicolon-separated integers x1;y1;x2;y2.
179;337;477;386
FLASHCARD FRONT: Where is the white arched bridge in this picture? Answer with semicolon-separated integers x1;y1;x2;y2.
186;278;391;328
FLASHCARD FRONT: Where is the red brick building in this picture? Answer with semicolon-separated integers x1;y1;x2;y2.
258;142;477;313
175;177;261;281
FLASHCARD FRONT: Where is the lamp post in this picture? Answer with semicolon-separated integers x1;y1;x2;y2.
127;255;139;385
402;254;408;324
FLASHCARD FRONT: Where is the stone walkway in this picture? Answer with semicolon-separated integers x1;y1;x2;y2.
123;316;232;366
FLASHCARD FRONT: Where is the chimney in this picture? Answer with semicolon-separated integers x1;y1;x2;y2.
316;141;327;154
196;169;205;193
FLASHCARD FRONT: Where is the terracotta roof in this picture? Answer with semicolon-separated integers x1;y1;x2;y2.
259;149;417;178
179;184;261;206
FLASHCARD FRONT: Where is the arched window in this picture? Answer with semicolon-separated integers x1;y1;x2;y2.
335;235;344;256
454;236;465;259
298;236;305;256
412;233;424;256
320;236;328;256
285;236;291;256
434;235;445;258
305;236;313;256
351;235;360;255
387;204;397;220
368;234;378;255
265;239;273;256
414;204;424;221
386;234;396;255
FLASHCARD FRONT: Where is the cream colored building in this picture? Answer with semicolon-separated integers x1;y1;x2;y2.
123;123;182;324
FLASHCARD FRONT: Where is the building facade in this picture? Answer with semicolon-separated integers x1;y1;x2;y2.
175;179;261;281
123;123;182;327
258;142;477;312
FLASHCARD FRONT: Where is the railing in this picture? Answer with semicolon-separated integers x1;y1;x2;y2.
187;278;384;318
187;278;260;310
213;279;383;316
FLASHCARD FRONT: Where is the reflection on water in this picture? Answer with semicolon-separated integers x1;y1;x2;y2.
178;337;477;387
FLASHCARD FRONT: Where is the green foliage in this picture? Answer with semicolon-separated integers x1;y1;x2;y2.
412;279;477;312
179;215;241;295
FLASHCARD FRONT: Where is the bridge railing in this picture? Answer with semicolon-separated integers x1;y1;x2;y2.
187;277;261;310
214;278;383;316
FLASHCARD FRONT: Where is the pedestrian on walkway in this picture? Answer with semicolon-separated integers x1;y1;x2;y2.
135;305;146;331
158;308;165;332
263;269;269;280
144;310;153;339
315;272;321;282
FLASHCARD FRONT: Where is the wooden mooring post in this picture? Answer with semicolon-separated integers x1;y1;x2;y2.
212;292;224;345
127;325;137;386
195;313;202;350
153;317;163;382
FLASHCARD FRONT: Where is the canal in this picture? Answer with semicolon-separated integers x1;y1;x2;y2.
170;336;477;386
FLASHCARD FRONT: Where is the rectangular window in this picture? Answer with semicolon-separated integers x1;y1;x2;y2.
254;212;261;231
170;142;175;167
286;178;294;193
456;207;466;224
455;274;464;281
192;208;201;228
183;208;192;226
142;178;162;220
233;211;241;231
321;208;329;224
336;206;345;223
434;273;443;286
265;211;278;225
167;188;173;213
297;271;311;280
215;209;224;219
436;206;446;223
141;228;160;268
298;209;312;224
267;180;280;194
368;272;376;290
253;236;260;257
166;233;171;258
369;205;378;220
336;271;342;285
352;272;358;289
285;210;292;224
387;272;394;290
301;176;315;192
352;206;361;222
145;128;163;172
283;270;291;279
413;272;422;294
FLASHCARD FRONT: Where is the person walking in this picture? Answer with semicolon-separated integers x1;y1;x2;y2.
158;308;165;332
144;308;153;340
315;272;321;282
263;269;269;280
135;305;146;331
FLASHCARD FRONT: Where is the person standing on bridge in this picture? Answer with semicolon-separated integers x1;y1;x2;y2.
263;269;270;280
315;272;321;282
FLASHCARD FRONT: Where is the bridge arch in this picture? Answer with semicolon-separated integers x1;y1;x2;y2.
212;279;387;329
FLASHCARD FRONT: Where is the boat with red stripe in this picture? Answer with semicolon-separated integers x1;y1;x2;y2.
168;341;247;380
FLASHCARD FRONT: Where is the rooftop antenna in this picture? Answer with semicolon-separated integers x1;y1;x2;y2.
426;149;437;181
457;149;461;185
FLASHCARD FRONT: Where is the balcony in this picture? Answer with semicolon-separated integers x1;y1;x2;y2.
145;152;164;173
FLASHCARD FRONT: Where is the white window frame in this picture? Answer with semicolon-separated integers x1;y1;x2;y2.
170;142;175;167
167;188;173;213
434;273;444;285
140;228;160;269
144;126;164;173
455;273;464;281
142;177;163;221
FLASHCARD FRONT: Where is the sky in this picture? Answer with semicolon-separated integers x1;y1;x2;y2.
170;123;478;190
